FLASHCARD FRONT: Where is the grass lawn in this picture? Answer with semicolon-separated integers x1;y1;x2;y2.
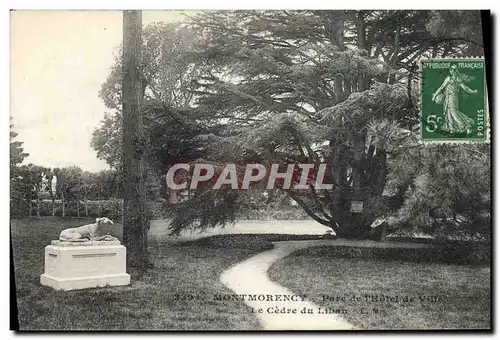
268;246;491;330
11;217;275;330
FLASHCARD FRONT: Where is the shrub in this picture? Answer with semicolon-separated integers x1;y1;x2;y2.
290;242;490;266
10;198;29;218
236;206;311;220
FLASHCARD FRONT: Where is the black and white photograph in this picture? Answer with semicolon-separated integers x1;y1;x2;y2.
9;9;492;331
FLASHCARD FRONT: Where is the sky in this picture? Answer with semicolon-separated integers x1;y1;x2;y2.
10;10;192;172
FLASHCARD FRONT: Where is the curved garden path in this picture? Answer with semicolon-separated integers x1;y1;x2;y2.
220;239;431;330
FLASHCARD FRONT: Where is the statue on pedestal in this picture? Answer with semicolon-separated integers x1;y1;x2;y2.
59;217;118;242
42;216;130;290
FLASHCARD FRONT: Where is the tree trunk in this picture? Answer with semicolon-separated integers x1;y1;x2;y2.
122;10;149;270
329;131;375;239
98;198;103;217
76;195;80;217
357;11;370;91
336;210;367;238
357;11;366;50
379;224;387;242
61;193;65;217
36;196;40;217
85;198;88;217
325;11;345;49
169;189;178;204
321;11;346;103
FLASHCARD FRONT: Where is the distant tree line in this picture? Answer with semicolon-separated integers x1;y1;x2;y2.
10;124;162;219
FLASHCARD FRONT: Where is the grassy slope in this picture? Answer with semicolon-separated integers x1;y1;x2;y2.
268;246;491;330
11;217;267;330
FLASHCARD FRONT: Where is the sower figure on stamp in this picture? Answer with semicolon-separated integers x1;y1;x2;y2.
59;217;118;242
432;64;478;134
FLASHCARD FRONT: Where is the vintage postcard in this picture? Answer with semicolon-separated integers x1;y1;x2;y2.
10;9;492;331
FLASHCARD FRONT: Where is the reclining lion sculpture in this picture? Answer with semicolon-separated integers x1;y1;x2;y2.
59;217;118;242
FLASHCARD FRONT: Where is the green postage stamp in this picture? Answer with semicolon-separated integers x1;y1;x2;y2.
420;58;489;143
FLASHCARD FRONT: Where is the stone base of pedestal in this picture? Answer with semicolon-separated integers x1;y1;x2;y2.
40;241;130;291
40;273;130;291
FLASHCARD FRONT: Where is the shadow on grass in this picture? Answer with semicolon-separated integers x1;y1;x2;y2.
179;233;326;250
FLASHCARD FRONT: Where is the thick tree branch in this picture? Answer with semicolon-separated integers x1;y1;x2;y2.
288;192;332;227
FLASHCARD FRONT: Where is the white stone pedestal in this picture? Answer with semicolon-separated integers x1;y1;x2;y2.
40;240;130;291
